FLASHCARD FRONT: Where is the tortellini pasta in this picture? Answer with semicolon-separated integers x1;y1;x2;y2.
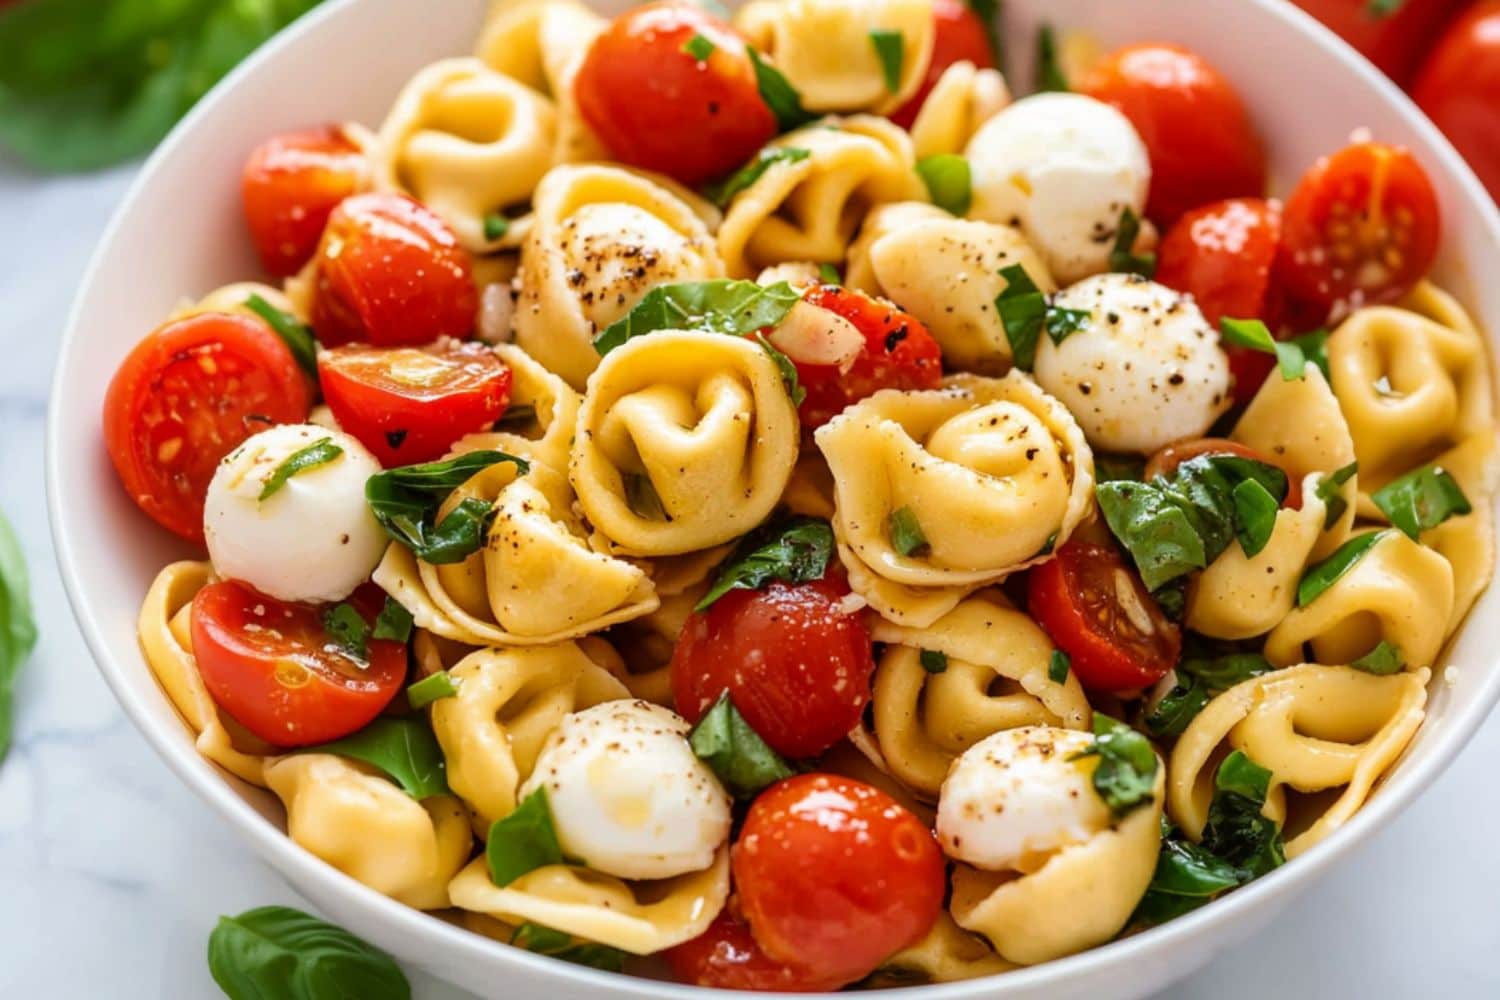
1418;432;1500;636
844;200;948;295
1168;665;1429;858
447;343;581;474
871;914;1015;985
169;282;301;324
906;60;1010;161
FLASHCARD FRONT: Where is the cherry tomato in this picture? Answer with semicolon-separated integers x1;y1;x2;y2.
311;192;477;348
1291;0;1472;87
1413;1;1500;203
241;125;366;278
1276;142;1441;311
794;285;943;430
1144;438;1303;509
319;339;512;466
670;572;874;759
665;906;848;993
1080;43;1266;224
191;581;405;747
732;774;946;985
888;0;995;129
103;313;313;542
1027;541;1181;693
575;1;777;186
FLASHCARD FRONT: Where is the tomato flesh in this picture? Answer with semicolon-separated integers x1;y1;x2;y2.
190;581;405;748
665;906;848;993
1144;438;1303;510
103;312;313;542
1413;1;1500;204
732;774;946;986
1291;0;1472;87
888;0;996;129
319;339;513;466
241;125;366;277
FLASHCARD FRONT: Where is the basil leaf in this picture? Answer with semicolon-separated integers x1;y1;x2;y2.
595;279;801;355
1220;317;1308;381
1316;461;1358;528
1368;0;1405;16
965;0;1004;76
1133;837;1245;925
1108;207;1157;278
1096;454;1146;483
1201;750;1285;878
818;263;842;286
915;154;972;216
868;28;905;92
624;473;667;521
258;439;342;501
365;451;528;564
510;923;627;973
0;511;37;761
688;693;795;799
1144;673;1211;738
1146;649;1271;737
1035;24;1068;92
371;597;413;643
1231;477;1279;558
1183;649;1273;689
1071;714;1159;818
1096;481;1208;591
1371;464;1472;540
495;403;537;430
407;671;458;709
482;212;509;241
747;46;815;131
697;517;834;610
888;506;929;557
682;32;716;61
309;718;450;800
704;147;811;207
994;264;1089;370
920;649;949;674
245;294;319;379
1297;531;1387;607
752;332;806;405
321;603;369;664
487;787;568;887
208;905;409;1000
1048;649;1071;684
1351;640;1405;675
1289;327;1330;380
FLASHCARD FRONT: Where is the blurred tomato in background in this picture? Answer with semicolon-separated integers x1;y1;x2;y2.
1291;0;1473;86
1413;2;1500;201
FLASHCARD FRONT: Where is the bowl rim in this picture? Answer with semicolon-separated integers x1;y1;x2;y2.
45;0;1500;996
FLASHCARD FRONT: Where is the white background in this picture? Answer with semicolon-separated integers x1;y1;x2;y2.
2;160;1498;999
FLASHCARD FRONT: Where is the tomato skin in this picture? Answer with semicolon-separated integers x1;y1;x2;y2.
190;581;406;748
888;0;995;129
575;1;777;186
311;192;477;348
732;774;946;985
665;906;848;993
1276;142;1441;311
670;572;874;759
1144;438;1304;510
1413;2;1500;203
1291;0;1472;87
241;125;366;278
795;285;943;430
103;313;313;542
1079;43;1266;224
1027;541;1181;693
319;339;513;466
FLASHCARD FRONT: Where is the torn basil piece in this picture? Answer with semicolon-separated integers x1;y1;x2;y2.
257;438;342;501
688;693;795;798
1370;464;1472;540
1297;531;1388;607
487;786;568;887
697;517;834;610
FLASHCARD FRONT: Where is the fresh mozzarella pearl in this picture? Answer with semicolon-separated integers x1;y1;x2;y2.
936;727;1111;873
204;423;386;603
1034;274;1231;455
519;700;732;881
966;92;1150;285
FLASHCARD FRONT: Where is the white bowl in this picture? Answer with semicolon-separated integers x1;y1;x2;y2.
45;1;1500;997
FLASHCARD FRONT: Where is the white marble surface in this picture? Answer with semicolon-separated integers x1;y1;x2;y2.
2;158;1498;999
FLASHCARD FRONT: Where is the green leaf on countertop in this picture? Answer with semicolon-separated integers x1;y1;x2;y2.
208;905;409;1000
258;438;342;501
510;923;627;972
704;146;811;207
1297;530;1388;607
245;293;319;379
915;154;972;216
487;786;568;887
688;693;795;799
0;511;37;762
697;517;834;611
1371;464;1472;540
869;28;905;92
594;280;801;355
307;718;449;800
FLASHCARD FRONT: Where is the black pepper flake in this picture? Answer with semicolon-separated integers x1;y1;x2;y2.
385;429;408;450
884;326;909;352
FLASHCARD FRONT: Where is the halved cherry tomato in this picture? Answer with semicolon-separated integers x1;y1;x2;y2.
671;571;874;759
665;905;848;993
311;192;477;348
241;125;367;277
1144;438;1304;510
575;1;777;186
1079;43;1266;225
1292;0;1472;87
1027;541;1181;692
732;774;946;986
794;285;943;430
190;581;405;748
888;0;996;129
103;312;313;542
319;339;513;466
1276;142;1441;311
1413;1;1500;203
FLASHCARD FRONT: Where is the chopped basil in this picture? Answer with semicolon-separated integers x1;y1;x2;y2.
753;331;806;405
1351;640;1406;675
682;31;716;61
372;596;413;643
1048;649;1071;684
510;923;627;972
245;293;319;379
1371;464;1472;540
704;146;811;207
620;473;666;522
1133;835;1245;925
915;154;972;216
747;46;815;131
1071;714;1158;818
688;693;795;799
309;718;450;800
257;438;342;501
868;28;905;91
1368;0;1405;15
1220;317;1310;381
208;906;410;1000
1036;531;1058;557
594;279;801;355
994;263;1090;370
482;212;510;241
407;671;459;709
0;511;36;762
365;451;529;565
1096;482;1206;592
1316;461;1359;528
888;505;929;557
1231;477;1280;558
965;0;1004;75
697;516;834;611
322;603;370;664
1035;24;1068;92
1201;750;1285;878
818;263;842;286
1095;454;1146;483
487;787;568;887
1297;530;1387;607
1144;673;1211;739
495;403;536;430
1108;207;1157;278
1289;327;1330;380
1145;646;1271;737
920;649;949;674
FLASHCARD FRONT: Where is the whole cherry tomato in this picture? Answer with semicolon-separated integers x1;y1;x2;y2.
191;581;406;747
888;0;996;129
1292;0;1472;87
665;906;849;993
671;571;874;759
241;125;367;277
1080;43;1267;224
574;1;777;186
1144;438;1304;509
311;192;477;348
1027;541;1181;692
732;774;946;986
319;339;512;466
1413;1;1500;203
103;312;313;542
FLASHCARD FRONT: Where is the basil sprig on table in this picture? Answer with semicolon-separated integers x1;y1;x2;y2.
510;922;628;972
994;264;1091;371
307;718;449;800
366;451;529;564
1370;464;1472;540
1296;530;1388;607
1071;714;1159;818
747;47;816;131
690;693;796;799
208;905;410;1000
259;439;342;501
915;154;973;216
868;28;905;92
594;279;801;354
697;517;834;611
246;294;320;379
0;511;37;761
1108;207;1156;278
1145;645;1273;737
705;147;811;207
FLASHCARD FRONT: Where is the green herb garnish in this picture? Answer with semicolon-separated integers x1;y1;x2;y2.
372;596;413;643
1200;751;1285;878
1048;649;1071;684
487;787;568;887
889;506;929;557
1231;477;1280;558
209;906;409;1000
818;263;842;286
309;718;450;800
682;32;716;61
1220;317;1311;381
365;451;529;565
869;28;905;92
482;212;510;241
595;279;801;355
747;47;815;131
705;147;811;207
753;331;807;405
1109;207;1156;278
1350;640;1405;675
510;923;627;972
915;154;972;216
697;517;834;611
1370;464;1472;540
994;263;1090;370
321;602;369;664
258;438;341;501
1071;714;1158;818
1035;24;1068;92
407;671;459;709
1316;461;1359;529
920;649;949;674
1297;531;1387;607
245;293;319;379
688;693;795;799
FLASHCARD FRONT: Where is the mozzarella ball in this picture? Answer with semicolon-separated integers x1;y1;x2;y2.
936;727;1111;873
966;93;1150;285
518;700;732;881
204;424;387;603
1034;274;1231;454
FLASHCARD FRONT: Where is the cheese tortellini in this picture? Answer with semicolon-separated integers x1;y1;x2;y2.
907;60;1010;161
